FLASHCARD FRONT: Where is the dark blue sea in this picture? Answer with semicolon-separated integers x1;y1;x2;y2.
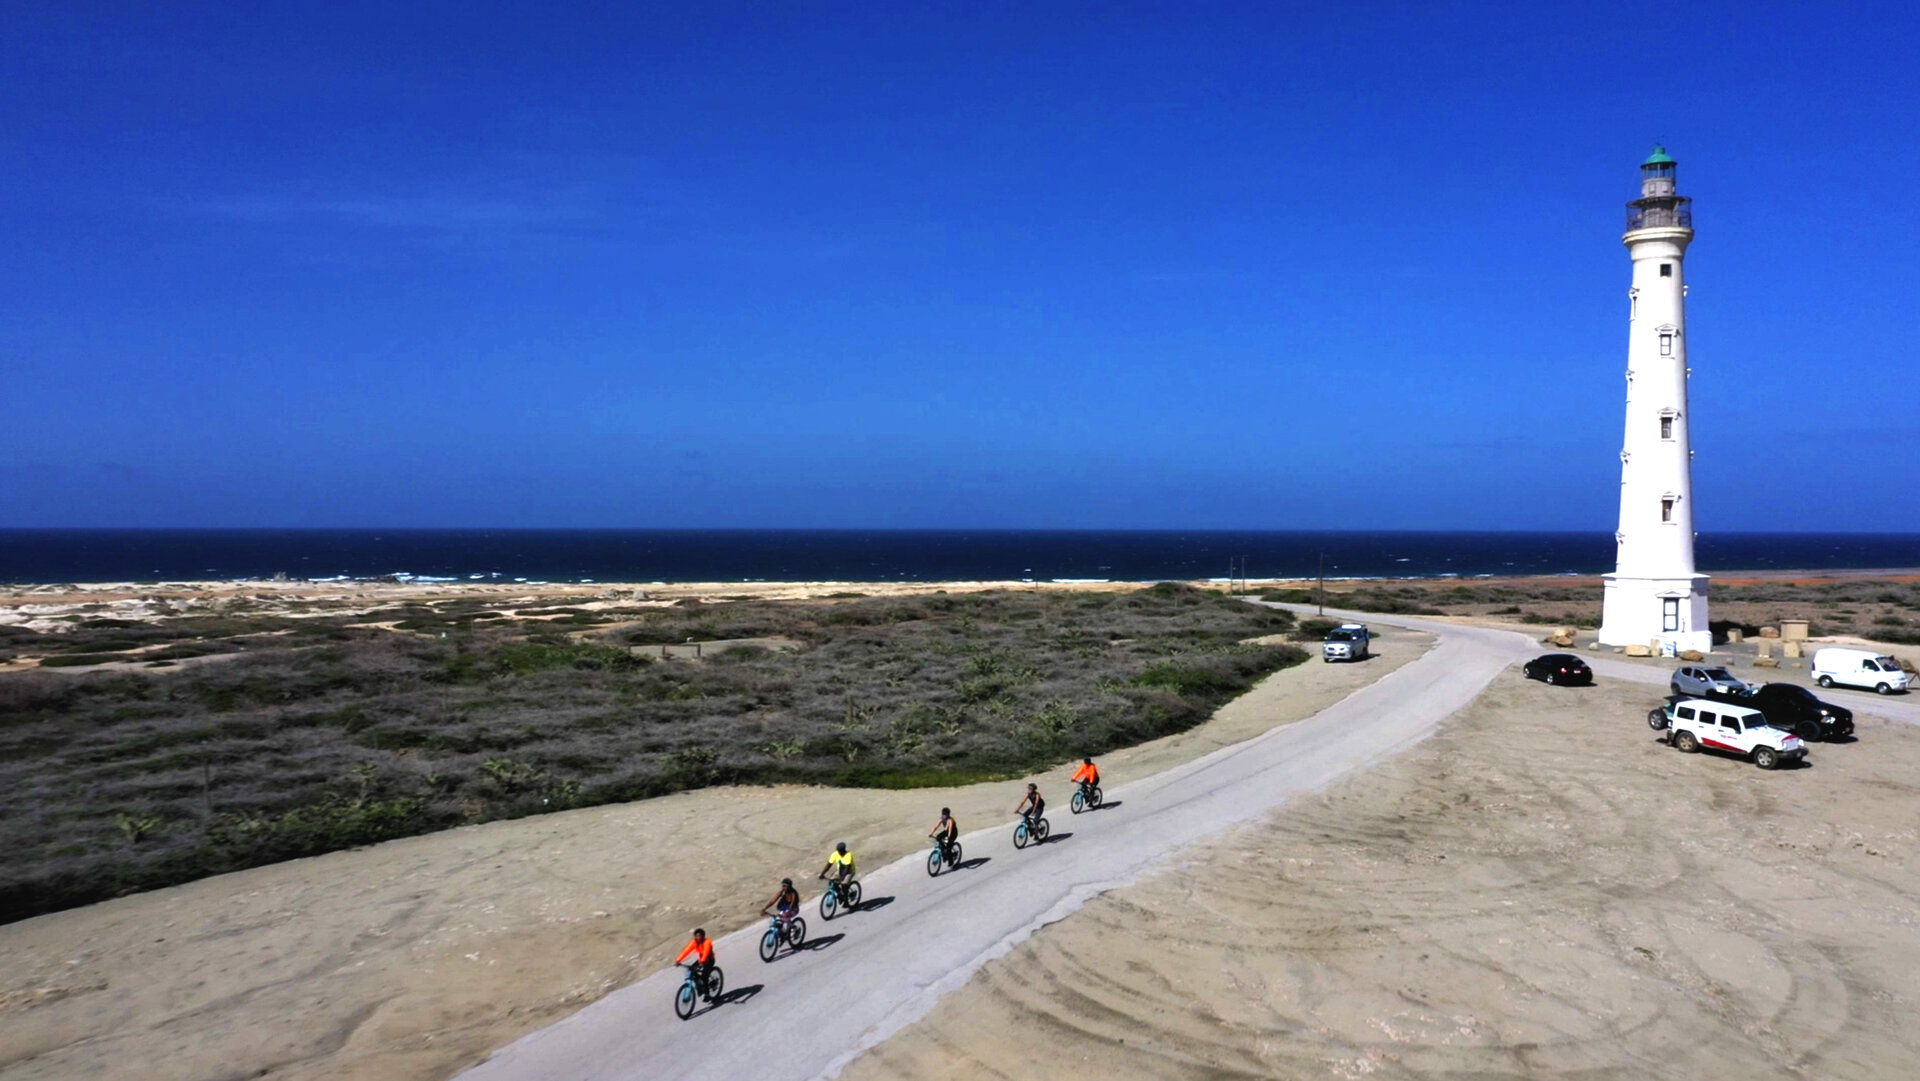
2;530;1918;585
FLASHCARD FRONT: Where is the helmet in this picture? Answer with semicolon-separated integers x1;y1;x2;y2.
836;842;847;853
1083;757;1092;765
941;807;951;816
693;927;706;937
781;878;793;888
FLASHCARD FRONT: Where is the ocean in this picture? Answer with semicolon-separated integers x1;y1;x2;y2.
2;530;1918;585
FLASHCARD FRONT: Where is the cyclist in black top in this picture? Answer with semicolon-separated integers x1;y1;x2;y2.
928;807;959;863
1015;783;1045;827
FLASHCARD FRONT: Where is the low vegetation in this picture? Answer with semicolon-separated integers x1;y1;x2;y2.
0;585;1301;923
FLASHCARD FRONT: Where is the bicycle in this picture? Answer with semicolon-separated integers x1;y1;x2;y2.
819;874;863;919
758;911;807;962
1069;781;1103;814
926;836;963;876
673;962;725;1020
1012;812;1050;849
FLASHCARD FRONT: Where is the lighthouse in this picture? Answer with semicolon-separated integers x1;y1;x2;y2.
1598;146;1712;653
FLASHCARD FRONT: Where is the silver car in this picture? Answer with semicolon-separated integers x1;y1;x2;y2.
1670;664;1757;698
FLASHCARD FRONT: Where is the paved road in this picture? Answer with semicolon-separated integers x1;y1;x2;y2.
460;610;1534;1081
459;608;1917;1081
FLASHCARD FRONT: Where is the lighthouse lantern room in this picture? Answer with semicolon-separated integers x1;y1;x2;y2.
1598;146;1712;653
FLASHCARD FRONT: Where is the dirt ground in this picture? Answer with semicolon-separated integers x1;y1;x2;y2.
0;622;1428;1081
842;668;1920;1081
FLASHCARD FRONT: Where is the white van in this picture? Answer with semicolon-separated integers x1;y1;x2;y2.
1811;647;1911;695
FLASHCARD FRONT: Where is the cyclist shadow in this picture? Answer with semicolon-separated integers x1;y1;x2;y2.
953;856;992;872
1088;800;1123;812
1038;831;1074;845
796;933;844;953
853;895;896;914
695;983;760;1021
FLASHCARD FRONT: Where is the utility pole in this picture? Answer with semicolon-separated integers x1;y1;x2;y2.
1317;551;1325;615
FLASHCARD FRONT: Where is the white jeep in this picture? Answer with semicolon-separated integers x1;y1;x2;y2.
1647;696;1806;770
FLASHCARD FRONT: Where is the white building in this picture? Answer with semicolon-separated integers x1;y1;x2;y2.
1598;147;1712;653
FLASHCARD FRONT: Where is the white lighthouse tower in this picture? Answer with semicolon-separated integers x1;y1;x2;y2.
1598;146;1711;653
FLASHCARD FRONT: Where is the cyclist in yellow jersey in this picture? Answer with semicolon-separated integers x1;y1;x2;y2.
819;841;856;885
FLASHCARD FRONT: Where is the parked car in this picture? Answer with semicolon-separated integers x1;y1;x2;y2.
1321;623;1371;663
1670;664;1758;698
1811;647;1911;695
1700;683;1854;742
1523;653;1593;686
1647;697;1806;769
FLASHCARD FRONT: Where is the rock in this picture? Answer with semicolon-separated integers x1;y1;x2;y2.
1549;633;1575;646
1760;626;1781;639
1678;649;1705;661
1625;643;1653;657
1753;656;1779;668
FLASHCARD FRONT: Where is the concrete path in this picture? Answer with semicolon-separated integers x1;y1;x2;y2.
459;610;1537;1081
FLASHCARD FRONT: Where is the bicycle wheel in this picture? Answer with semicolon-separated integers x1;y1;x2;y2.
821;888;839;920
1035;817;1051;842
787;916;807;947
846;880;863;909
674;981;697;1020
759;928;780;963
1089;785;1102;808
1070;790;1087;815
1014;821;1030;849
706;966;724;1001
949;840;962;867
927;847;943;876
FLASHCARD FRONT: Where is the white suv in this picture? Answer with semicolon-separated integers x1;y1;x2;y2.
1648;697;1806;770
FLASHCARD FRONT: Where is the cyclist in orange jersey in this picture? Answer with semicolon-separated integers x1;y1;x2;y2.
675;928;717;997
1071;757;1100;788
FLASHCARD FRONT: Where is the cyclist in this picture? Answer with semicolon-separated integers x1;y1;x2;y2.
818;842;857;898
1071;757;1100;797
1015;783;1046;832
928;807;959;864
675;928;717;999
760;877;801;928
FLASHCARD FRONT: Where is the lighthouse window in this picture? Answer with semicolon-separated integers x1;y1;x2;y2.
1659;263;1673;277
1661;497;1675;522
1660;415;1674;439
1660;331;1674;356
1663;598;1681;632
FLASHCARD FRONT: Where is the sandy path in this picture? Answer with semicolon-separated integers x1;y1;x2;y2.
843;656;1920;1079
0;628;1427;1081
455;620;1525;1081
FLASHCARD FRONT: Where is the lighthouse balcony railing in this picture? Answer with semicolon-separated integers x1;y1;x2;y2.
1627;202;1693;231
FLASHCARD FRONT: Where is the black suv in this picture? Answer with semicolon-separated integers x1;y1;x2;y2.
1704;683;1854;742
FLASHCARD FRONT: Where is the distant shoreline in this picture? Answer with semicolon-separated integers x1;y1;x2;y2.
6;567;1920;603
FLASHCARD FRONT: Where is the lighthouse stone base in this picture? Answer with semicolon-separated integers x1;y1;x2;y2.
1598;573;1712;654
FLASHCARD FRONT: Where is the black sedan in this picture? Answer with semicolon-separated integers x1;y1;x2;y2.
1705;682;1854;742
1523;653;1593;686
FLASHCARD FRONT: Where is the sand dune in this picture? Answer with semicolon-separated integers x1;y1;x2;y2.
843;672;1920;1080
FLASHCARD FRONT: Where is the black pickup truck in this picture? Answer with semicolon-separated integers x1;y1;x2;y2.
1696;683;1854;742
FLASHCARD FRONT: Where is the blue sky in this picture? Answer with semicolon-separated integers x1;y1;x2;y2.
5;2;1916;530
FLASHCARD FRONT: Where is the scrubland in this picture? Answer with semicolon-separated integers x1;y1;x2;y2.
0;584;1301;923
